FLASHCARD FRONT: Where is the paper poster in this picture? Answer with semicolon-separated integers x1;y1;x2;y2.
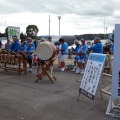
7;26;20;40
79;53;106;100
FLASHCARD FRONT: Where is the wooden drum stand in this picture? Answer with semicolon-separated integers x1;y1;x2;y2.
0;50;27;74
35;41;57;83
35;58;57;83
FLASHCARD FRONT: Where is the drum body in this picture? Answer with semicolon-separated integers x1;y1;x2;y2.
0;50;8;63
17;51;26;60
36;41;57;61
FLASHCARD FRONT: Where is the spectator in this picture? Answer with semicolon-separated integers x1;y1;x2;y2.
103;40;112;54
110;39;114;54
5;39;10;50
90;37;102;53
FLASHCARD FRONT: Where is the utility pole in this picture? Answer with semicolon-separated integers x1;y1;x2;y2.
104;17;105;40
49;15;50;36
5;21;6;37
106;27;108;39
57;16;61;36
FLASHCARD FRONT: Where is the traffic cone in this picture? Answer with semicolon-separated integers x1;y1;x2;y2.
59;62;62;68
33;54;37;66
33;54;37;62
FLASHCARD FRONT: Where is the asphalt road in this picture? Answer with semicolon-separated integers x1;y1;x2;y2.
0;59;117;120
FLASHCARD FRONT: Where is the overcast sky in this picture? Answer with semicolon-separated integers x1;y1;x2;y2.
0;0;120;35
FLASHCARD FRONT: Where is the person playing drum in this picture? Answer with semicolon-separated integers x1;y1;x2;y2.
17;40;27;67
10;36;20;52
20;40;27;53
57;38;68;72
10;36;20;65
27;37;35;51
36;38;46;76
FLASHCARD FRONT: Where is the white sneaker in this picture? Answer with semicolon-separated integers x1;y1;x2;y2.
80;69;84;75
20;63;23;68
27;68;30;72
80;72;84;75
70;68;75;72
77;79;81;82
61;67;65;72
75;69;80;74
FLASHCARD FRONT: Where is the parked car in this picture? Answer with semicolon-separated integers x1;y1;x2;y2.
68;44;76;52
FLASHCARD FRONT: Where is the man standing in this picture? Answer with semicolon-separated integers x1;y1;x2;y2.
77;38;88;74
90;37;102;53
58;38;68;72
26;42;34;73
70;40;81;72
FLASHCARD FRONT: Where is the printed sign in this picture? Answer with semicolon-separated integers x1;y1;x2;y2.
111;24;120;98
79;53;106;100
7;26;20;40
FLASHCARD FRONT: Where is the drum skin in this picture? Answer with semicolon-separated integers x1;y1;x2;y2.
36;41;57;61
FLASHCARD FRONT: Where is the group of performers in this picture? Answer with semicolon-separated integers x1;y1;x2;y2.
69;37;106;74
0;36;35;72
0;35;114;76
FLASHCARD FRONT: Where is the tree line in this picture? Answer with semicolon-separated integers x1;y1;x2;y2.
0;24;113;40
75;34;106;40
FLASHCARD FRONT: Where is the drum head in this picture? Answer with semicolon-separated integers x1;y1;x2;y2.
36;43;53;60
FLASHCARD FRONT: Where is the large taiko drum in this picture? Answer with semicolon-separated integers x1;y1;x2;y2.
36;41;57;61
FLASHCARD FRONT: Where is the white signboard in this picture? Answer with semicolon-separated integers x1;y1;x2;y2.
8;26;20;40
79;53;106;100
111;24;120;98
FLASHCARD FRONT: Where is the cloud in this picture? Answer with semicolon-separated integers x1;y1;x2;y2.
0;0;120;35
0;0;119;16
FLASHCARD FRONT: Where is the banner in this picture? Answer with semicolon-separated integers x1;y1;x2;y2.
7;26;20;40
111;24;120;98
79;53;106;100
